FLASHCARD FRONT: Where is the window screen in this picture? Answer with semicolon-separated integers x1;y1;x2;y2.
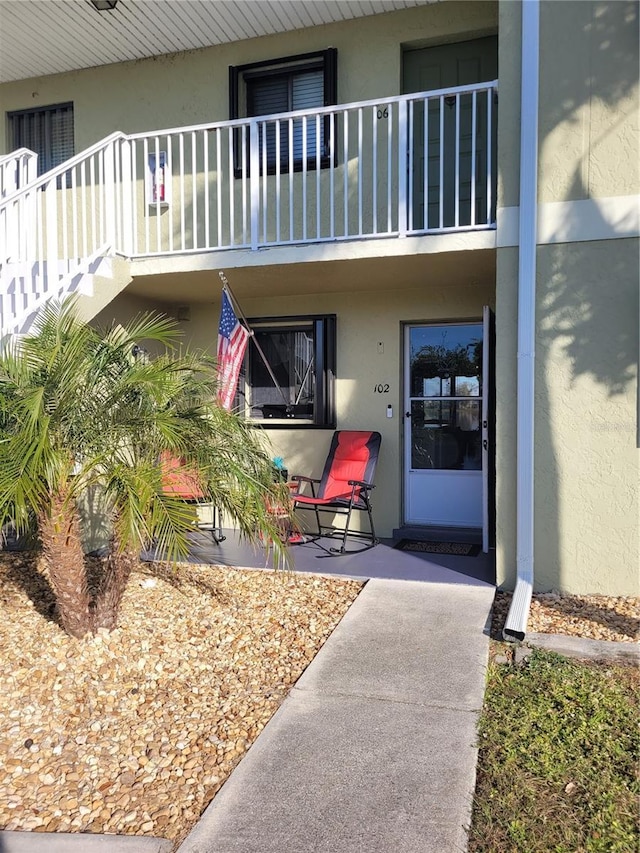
8;102;74;175
242;315;336;427
230;50;337;174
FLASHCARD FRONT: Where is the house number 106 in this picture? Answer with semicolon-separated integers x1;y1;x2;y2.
374;383;390;393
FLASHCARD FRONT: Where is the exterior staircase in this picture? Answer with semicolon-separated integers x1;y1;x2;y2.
0;134;132;339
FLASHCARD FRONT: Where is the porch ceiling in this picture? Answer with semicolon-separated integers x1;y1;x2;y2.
125;247;497;304
0;0;433;85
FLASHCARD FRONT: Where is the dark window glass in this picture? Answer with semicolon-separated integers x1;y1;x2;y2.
230;50;337;174
241;315;336;427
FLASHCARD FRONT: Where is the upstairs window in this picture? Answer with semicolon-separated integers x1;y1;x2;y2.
7;102;74;176
230;49;337;174
240;315;336;428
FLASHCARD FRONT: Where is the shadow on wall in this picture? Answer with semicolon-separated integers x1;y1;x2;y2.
531;1;639;594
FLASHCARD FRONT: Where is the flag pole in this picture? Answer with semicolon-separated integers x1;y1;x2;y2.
218;271;290;408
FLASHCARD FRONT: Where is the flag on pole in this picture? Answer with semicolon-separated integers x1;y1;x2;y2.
217;288;250;410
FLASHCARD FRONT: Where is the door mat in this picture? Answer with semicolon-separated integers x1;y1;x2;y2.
394;539;481;557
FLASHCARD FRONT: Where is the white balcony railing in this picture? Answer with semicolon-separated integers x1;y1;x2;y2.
0;81;497;326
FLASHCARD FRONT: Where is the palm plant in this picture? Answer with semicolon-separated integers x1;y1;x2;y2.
0;300;286;638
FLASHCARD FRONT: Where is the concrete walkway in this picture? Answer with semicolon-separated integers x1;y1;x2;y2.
177;578;494;853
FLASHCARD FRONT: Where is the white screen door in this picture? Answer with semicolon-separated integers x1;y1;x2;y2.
404;309;493;550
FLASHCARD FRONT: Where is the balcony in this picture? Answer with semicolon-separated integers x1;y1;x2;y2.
0;81;497;332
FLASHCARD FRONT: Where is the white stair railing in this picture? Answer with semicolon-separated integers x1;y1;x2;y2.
0;148;38;200
0;133;127;335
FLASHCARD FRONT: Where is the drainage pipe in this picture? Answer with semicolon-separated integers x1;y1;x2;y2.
503;0;540;642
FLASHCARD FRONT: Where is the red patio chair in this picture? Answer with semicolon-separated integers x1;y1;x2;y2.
160;452;225;543
291;430;381;554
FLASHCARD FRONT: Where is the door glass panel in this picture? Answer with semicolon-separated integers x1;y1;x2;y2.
411;400;481;470
410;325;483;396
409;323;483;471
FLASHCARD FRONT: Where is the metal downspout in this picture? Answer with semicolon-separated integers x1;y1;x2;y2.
503;0;539;642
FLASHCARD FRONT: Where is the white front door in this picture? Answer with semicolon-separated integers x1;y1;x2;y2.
403;312;492;544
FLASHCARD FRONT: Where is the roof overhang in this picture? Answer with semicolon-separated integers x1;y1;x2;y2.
0;0;433;85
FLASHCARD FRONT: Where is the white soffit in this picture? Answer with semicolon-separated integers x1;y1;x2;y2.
0;0;434;85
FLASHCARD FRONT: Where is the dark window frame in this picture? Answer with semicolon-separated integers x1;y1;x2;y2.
241;314;336;429
229;49;337;178
7;101;74;176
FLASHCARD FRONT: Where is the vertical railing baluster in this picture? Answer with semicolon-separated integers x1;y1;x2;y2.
191;131;197;251
216;129;222;248
44;180;57;294
104;141;116;254
471;91;477;227
131;140;139;255
143;138;150;253
114;143;122;252
179;133;185;251
240;125;247;246
154;137;162;252
203;129;210;249
486;86;493;225
372;107;377;235
302;115;308;242
329;110;335;239
61;168;68;265
343;109;349;237
455;94;460;229
357;108;363;235
438;96;444;231
166;135;174;253
120;139;133;257
397;98;407;238
288;118;294;242
423;95;429;231
249;122;258;249
98;150;105;249
261;120;268;244
407;100;414;232
227;128;234;249
275;120;281;243
90;155;97;255
71;164;79;261
315;113;321;239
36;186;44;295
387;103;393;233
81;160;88;258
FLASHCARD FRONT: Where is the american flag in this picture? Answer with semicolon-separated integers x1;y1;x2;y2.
217;288;250;410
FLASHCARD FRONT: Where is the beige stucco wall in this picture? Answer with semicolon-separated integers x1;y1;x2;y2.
496;237;639;597
495;1;639;596
534;237;638;595
94;264;495;540
0;2;498;153
538;0;639;202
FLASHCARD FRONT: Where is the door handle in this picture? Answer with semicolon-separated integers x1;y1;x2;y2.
405;412;411;418
483;439;488;450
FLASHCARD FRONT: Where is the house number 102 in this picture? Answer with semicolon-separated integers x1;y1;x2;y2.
374;383;390;393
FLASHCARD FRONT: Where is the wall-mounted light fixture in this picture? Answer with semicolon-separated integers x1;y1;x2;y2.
90;0;118;11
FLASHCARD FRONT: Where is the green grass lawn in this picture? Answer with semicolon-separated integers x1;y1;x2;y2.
468;648;640;853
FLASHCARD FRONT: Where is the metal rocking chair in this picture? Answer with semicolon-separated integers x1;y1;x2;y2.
290;430;382;555
160;452;225;543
